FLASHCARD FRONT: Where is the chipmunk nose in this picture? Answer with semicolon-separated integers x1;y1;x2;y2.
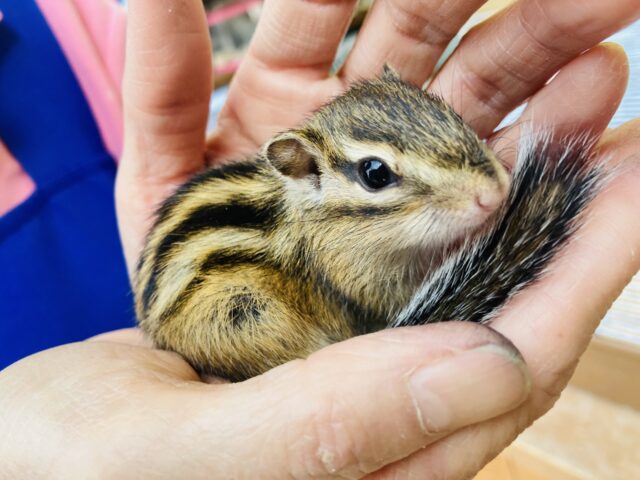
475;188;505;213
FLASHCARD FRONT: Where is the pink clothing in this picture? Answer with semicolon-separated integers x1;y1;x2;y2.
35;0;126;159
0;0;125;216
0;141;35;216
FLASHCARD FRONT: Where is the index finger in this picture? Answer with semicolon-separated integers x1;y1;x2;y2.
121;0;212;182
208;0;359;159
430;0;640;138
245;0;357;75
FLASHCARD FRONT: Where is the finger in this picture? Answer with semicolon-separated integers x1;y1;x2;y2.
371;122;640;479
598;118;640;161
87;328;154;348
430;0;640;137
120;0;212;181
491;43;630;167
192;323;529;479
207;0;357;160
85;333;226;385
367;408;528;479
246;0;357;74
341;0;486;86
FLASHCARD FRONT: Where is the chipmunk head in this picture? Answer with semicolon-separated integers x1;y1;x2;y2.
263;65;510;252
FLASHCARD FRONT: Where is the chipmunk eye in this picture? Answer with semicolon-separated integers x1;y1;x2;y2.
358;157;396;190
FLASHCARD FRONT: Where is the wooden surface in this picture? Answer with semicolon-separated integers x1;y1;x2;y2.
477;385;640;479
475;337;640;480
571;336;640;410
599;272;640;346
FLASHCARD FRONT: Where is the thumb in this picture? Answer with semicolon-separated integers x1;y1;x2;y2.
197;322;530;479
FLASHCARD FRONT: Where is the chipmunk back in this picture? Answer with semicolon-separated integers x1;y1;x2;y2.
135;68;600;381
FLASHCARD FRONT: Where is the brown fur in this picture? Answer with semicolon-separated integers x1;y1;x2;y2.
135;70;509;381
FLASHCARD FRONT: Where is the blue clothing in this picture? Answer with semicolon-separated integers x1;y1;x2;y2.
0;1;133;369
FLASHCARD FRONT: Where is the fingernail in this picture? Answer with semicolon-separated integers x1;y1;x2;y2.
408;343;530;434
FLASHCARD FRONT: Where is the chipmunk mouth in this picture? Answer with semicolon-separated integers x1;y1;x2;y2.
404;188;505;255
433;198;503;249
410;227;472;281
410;212;485;256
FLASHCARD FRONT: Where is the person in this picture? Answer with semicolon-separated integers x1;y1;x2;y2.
1;0;639;477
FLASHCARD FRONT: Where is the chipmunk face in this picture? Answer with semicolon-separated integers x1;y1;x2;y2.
264;68;510;254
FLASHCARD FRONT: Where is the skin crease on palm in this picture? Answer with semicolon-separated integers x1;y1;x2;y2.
1;0;640;478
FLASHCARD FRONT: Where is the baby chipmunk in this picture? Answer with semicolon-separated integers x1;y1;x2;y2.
135;67;602;381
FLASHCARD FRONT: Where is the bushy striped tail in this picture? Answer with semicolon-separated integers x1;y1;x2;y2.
393;135;605;327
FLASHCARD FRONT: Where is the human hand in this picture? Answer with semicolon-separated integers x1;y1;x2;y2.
5;127;640;476
0;323;530;478
110;0;640;477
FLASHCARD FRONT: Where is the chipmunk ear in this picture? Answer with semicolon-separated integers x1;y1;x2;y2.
264;132;321;184
381;63;401;81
